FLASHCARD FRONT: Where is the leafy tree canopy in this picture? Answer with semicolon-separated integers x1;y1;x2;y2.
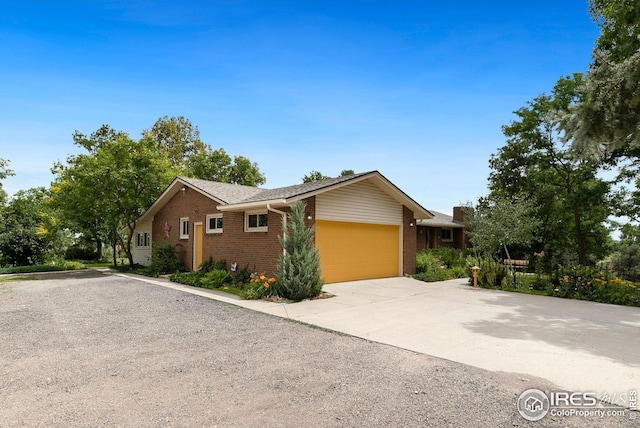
0;157;14;205
143;115;206;168
227;155;266;186
52;127;176;266
302;171;330;183
463;196;541;260
490;75;611;264
302;169;355;183
559;0;640;155
0;188;49;265
186;146;266;186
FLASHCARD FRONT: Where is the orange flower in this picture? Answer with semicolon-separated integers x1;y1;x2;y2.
263;282;269;288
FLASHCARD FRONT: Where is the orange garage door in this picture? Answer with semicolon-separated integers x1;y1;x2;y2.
315;220;400;283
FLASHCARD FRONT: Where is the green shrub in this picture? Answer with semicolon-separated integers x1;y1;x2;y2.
450;265;468;278
231;264;253;286
151;244;186;274
471;257;511;289
548;265;640;306
467;262;640;307
63;261;86;270
200;269;231;289
64;245;98;261
413;270;451;282
169;271;204;287
0;262;86;274
430;248;464;268
611;243;640;282
0;265;60;274
414;249;468;282
416;250;442;274
243;282;267;300
199;257;227;273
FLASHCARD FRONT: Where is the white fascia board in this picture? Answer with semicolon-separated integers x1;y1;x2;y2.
217;199;288;212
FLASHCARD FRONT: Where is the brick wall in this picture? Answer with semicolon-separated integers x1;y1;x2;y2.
403;206;417;275
152;187;316;275
152;187;220;269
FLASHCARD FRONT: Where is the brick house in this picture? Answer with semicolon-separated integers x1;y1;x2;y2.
415;207;467;251
132;171;433;284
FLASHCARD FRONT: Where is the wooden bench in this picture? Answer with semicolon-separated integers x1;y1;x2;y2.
503;259;529;270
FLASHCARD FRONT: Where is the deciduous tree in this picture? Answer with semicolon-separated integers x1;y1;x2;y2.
302;169;355;183
53;127;175;266
0;157;14;205
186;146;266;186
0;188;48;265
143;116;206;168
489;75;611;265
463;196;540;260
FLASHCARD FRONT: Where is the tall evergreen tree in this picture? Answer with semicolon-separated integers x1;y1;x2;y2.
276;201;323;301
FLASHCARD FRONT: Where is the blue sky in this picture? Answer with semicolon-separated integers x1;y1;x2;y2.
0;1;599;214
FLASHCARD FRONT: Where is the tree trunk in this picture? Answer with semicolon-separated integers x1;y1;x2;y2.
503;243;516;286
572;205;587;265
95;236;102;260
112;227;117;267
123;225;134;267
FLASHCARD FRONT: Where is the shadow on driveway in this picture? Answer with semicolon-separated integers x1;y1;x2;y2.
463;291;640;367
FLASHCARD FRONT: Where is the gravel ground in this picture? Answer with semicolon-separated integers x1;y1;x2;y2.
0;270;636;427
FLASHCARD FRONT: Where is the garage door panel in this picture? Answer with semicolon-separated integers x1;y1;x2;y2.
315;220;399;283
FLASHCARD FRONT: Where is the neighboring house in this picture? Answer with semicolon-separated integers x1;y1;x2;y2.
132;171;433;284
416;207;467;251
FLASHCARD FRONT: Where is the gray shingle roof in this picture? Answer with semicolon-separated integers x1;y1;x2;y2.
237;171;372;203
417;210;465;228
179;177;265;204
180;172;373;205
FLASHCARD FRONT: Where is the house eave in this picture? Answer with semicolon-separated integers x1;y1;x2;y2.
217;199;288;212
416;219;465;228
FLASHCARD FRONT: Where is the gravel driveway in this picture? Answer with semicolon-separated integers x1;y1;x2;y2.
0;270;635;427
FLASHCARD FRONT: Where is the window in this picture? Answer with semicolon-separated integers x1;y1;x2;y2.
246;211;268;232
206;214;223;233
136;232;150;247
441;228;453;242
180;217;189;239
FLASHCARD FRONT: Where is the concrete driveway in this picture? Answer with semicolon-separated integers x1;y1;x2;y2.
128;274;640;407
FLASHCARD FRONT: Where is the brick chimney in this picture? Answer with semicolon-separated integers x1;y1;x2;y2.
453;206;465;223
